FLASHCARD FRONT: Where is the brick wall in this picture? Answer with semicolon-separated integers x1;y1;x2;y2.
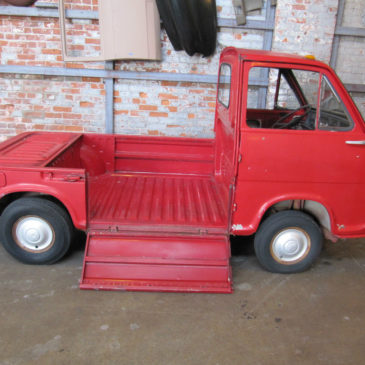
0;0;267;140
272;0;338;63
0;0;365;140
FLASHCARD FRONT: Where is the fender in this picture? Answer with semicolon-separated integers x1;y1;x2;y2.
0;183;87;230
232;193;335;236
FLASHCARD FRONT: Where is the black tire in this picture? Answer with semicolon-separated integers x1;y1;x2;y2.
156;0;217;57
254;211;323;273
0;197;73;265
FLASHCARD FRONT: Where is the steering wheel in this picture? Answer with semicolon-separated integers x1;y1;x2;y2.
272;104;311;129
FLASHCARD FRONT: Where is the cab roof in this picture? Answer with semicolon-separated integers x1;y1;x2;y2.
222;47;330;70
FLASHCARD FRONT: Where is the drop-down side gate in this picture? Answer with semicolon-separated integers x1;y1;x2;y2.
80;231;232;293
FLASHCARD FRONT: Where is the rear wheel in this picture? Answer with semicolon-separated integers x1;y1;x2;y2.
254;211;323;273
0;197;73;264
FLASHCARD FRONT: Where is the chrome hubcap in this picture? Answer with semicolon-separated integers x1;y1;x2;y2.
13;216;55;253
271;228;310;264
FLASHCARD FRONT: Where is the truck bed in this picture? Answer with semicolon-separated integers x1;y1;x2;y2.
88;172;228;234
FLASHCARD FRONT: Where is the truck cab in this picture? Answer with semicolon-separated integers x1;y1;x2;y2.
0;47;364;292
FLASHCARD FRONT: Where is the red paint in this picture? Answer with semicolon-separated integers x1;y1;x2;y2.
1;47;364;292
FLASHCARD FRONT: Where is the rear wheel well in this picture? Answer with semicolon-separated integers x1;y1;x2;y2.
265;199;331;231
0;192;74;227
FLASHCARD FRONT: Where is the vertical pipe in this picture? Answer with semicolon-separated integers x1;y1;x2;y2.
105;61;114;134
257;0;275;108
58;0;68;61
330;0;345;69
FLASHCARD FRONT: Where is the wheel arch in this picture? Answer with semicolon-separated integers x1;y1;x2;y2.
269;199;332;231
0;189;85;230
249;196;335;237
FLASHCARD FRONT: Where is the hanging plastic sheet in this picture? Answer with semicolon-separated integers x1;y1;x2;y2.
156;0;217;57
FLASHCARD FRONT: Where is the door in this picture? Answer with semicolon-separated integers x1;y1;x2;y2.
233;61;365;236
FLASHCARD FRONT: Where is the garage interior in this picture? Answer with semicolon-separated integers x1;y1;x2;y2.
0;0;365;364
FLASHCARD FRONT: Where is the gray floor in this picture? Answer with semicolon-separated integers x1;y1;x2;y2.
0;236;365;365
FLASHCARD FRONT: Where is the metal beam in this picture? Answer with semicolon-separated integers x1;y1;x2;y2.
0;5;98;19
0;5;273;30
0;64;219;83
0;64;271;87
217;17;274;31
335;26;365;38
345;84;365;94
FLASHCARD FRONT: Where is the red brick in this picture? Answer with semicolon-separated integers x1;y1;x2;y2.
45;112;62;118
161;81;178;87
53;106;72;112
62;113;82;119
150;112;168;118
158;93;178;100
18;54;36;61
139;105;157;111
148;130;159;135
292;4;306;10
64;125;83;132
82;77;101;83
115;110;128;115
181;82;195;87
41;49;61;55
85;38;99;44
80;101;94;108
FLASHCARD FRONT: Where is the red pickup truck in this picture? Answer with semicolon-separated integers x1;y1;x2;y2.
0;47;364;293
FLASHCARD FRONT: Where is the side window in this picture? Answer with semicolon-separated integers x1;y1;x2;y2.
248;68;300;110
218;64;231;108
275;71;300;109
292;70;320;107
318;76;353;131
246;66;320;130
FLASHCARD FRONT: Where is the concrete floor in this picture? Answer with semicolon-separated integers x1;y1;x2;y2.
0;235;365;365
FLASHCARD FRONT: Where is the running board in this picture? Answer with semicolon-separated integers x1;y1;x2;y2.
80;233;232;293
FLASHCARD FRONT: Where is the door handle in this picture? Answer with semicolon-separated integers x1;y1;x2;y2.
345;141;365;145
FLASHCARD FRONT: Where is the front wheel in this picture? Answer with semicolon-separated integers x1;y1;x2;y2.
0;197;73;264
254;211;323;273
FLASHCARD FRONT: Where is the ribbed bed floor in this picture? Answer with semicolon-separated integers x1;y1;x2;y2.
88;173;228;233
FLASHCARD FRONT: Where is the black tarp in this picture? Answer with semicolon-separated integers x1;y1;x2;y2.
156;0;217;57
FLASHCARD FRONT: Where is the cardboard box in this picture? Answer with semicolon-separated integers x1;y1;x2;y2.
59;0;161;61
